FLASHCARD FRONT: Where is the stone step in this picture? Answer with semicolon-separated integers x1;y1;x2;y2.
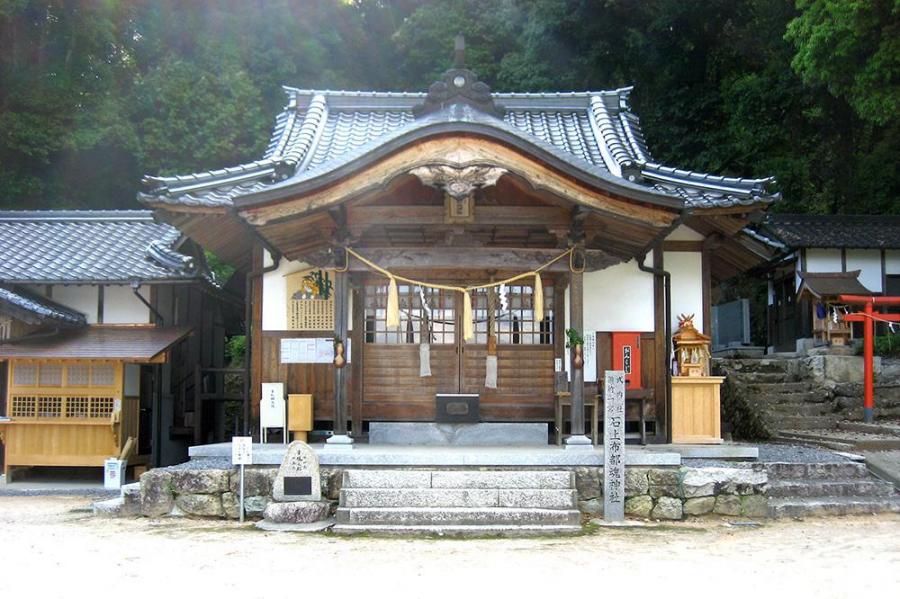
728;372;794;384
764;461;871;480
331;523;583;537
744;382;819;394
764;402;837;416
750;392;833;405
838;421;900;437
766;415;841;430
341;469;573;490
92;497;134;518
768;496;900;518
340;488;576;509
766;479;897;498
775;432;856;452
718;359;797;374
336;506;582;526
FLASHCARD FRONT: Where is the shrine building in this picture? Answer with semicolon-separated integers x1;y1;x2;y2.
140;45;779;447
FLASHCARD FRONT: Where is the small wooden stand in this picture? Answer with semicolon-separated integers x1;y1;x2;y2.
671;376;724;444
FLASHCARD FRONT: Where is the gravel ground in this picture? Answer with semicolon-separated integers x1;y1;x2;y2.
0;495;897;599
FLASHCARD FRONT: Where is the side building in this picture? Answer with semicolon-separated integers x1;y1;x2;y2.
0;211;242;478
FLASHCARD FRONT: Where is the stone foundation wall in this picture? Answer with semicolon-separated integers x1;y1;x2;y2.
138;464;768;521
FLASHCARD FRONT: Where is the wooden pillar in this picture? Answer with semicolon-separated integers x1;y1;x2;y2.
331;269;350;438
350;281;364;437
653;248;669;443
566;246;590;447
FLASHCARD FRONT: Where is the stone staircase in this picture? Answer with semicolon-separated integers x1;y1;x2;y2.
332;469;582;536
92;482;142;517
716;358;842;436
766;462;900;518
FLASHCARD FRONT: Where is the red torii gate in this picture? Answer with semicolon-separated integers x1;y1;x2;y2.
838;295;900;423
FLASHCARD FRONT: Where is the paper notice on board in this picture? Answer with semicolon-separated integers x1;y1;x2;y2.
583;331;597;382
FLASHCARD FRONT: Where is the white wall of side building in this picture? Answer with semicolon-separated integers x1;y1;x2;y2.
50;285;99;323
665;251;704;333
103;285;151;324
845;249;882;292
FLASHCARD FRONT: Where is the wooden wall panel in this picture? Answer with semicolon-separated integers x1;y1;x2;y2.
259;333;335;421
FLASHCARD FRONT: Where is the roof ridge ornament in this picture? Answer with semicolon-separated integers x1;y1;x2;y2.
413;35;504;118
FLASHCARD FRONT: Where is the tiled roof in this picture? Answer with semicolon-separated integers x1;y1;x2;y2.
798;271;872;298
764;214;900;250
0;325;193;361
141;86;779;212
0;211;202;283
0;285;87;327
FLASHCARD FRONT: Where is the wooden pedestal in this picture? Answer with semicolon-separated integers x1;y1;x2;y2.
671;376;724;444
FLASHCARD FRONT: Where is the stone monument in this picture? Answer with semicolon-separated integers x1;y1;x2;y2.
259;441;333;531
603;370;626;522
273;440;322;501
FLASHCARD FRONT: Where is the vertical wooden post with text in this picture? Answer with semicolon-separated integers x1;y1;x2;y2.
603;370;626;521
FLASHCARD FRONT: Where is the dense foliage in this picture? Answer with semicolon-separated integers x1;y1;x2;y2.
0;0;897;214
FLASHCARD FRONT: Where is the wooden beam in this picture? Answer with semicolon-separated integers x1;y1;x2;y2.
662;240;704;252
301;246;624;273
347;205;571;227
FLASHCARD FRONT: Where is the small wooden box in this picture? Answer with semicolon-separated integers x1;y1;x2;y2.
288;394;314;433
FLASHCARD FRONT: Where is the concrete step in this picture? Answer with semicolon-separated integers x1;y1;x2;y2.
340;488;576;509
768;496;900;518
331;523;583;537
767;479;897;498
764;461;871;480
336;506;582;526
341;469;573;490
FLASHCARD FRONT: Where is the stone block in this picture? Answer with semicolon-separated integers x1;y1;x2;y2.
681;467;767;498
578;498;603;515
647;468;681;499
713;495;742;516
343;470;431;489
223;493;270;519
574;467;601;499
432;470;572;490
625;468;649;497
651;496;683;520
682;496;716;517
172;469;230;495
499;489;576;509
741;495;768;518
273;441;322;502
624;495;653;518
175;493;225;517
140;469;174;517
321;469;342;500
264;501;331;524
229;467;276;496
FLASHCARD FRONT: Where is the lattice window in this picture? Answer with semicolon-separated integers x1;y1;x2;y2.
364;283;456;345
0;317;11;340
14;364;37;386
90;364;115;387
66;364;91;387
37;396;62;418
66;396;91;418
286;269;335;331
11;396;36;418
89;397;115;418
472;284;554;345
39;364;63;386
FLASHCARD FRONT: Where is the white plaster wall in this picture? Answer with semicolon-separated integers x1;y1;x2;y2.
845;249;882;293
564;257;655;333
666;224;705;241
885;250;900;275
124;363;141;396
805;248;842;273
51;285;98;324
261;252;351;331
103;285;151;324
665;251;704;333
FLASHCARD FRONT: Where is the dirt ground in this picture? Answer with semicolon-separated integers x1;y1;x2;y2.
0;496;897;599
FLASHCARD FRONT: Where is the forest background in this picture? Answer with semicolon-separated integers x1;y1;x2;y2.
1;0;897;216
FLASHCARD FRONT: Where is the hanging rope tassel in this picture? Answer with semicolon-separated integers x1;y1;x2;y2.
386;276;400;330
463;290;474;341
534;273;544;322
